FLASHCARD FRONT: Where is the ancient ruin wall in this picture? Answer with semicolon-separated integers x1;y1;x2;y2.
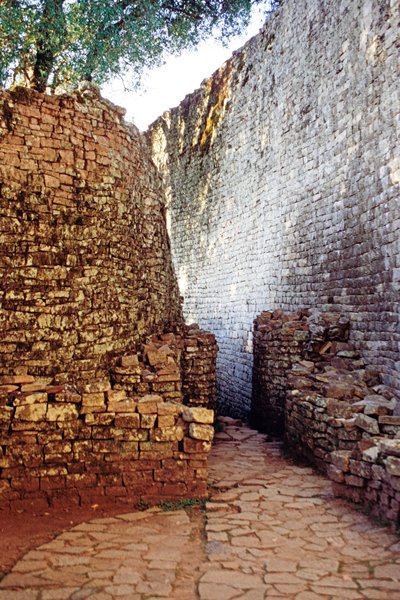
0;88;182;384
0;330;217;509
149;0;400;418
252;309;400;526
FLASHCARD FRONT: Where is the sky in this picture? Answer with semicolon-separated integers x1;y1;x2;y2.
101;4;270;131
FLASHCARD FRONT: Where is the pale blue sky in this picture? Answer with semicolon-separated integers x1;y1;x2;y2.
101;4;270;131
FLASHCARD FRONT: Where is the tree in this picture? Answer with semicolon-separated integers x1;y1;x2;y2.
0;0;281;93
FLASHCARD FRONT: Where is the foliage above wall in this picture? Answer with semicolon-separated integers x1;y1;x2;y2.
0;0;281;92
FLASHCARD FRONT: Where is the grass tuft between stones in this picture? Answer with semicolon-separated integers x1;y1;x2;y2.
159;497;207;512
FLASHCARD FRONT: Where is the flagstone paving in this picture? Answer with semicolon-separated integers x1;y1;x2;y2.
1;418;399;599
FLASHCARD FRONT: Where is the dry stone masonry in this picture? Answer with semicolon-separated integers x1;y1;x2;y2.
111;326;217;411
0;86;182;384
252;308;400;526
0;88;219;508
149;0;400;418
252;309;310;435
0;0;399;529
0;329;217;509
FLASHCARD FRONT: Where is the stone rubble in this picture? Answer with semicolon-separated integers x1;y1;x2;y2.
111;325;218;410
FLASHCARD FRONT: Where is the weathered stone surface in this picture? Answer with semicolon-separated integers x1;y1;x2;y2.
0;327;216;507
189;423;214;442
152;426;184;442
182;406;214;424
14;392;48;407
385;456;400;478
0;87;182;384
137;396;160;414
353;395;396;416
46;404;78;422
120;355;140;369
0;376;35;385
81;393;106;413
141;414;157;429
14;404;47;421
354;414;380;435
149;0;400;417
107;390;127;402
330;450;351;472
158;402;181;416
327;464;345;483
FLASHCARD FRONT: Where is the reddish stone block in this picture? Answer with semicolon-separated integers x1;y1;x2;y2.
48;490;81;508
92;440;120;453
104;486;128;497
133;459;161;471
67;463;85;474
98;474;122;487
10;476;40;492
188;458;208;467
79;490;106;505
154;466;188;483
160;482;187;496
187;481;208;497
104;452;139;464
114;414;140;428
0;375;35;385
344;474;365;488
122;471;150;485
66;473;97;488
127;483;161;498
183;438;211;454
40;475;66;491
157;415;176;427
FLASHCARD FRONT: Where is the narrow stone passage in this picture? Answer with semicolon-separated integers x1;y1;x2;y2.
1;418;399;599
200;418;400;599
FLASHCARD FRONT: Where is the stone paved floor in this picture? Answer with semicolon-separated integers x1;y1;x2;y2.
1;418;400;599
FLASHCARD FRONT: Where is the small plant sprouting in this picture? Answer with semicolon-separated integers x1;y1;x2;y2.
136;499;150;511
159;497;206;512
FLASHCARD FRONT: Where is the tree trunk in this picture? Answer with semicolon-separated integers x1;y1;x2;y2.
32;0;65;92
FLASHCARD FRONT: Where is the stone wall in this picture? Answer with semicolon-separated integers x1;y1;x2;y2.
286;321;400;526
0;87;182;384
0;329;217;509
0;88;220;507
252;309;309;435
251;308;400;525
149;0;400;418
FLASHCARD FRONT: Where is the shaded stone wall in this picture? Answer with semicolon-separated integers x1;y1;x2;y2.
0;329;216;509
252;309;310;435
253;308;400;525
149;0;400;418
0;87;182;384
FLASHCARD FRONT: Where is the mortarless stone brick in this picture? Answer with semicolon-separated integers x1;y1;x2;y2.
189;423;214;442
182;406;214;424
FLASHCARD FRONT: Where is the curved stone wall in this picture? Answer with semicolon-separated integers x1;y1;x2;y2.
0;88;182;384
149;0;400;418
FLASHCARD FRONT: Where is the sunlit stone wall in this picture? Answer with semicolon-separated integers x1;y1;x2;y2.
149;0;400;418
0;87;182;384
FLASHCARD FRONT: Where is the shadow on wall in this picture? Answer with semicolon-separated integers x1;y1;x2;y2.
149;48;260;419
148;0;400;419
